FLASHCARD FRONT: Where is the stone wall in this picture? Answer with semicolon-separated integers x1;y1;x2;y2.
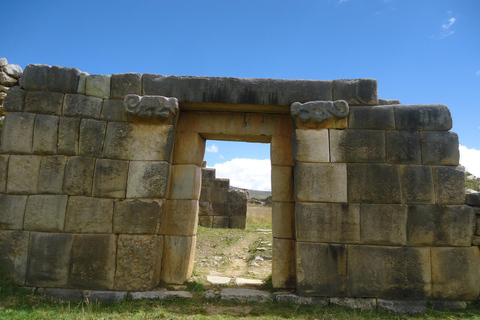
468;193;480;245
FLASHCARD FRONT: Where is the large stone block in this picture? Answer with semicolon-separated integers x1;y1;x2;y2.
33;114;59;155
0;112;35;154
347;163;402;204
330;129;385;163
63;156;95;196
63;94;103;119
272;238;295;289
432;166;465;204
0;155;8;192
431;247;480;300
407;205;475;246
172;132;206;165
115;234;163;291
103;122;175;161
211;187;227;203
3;86;27;112
230;216;246;229
169;164;202;200
294;163;347;203
272;165;294;202
290;100;349;129
7;155;41;194
113;199;163;234
100;99;127;122
347;245;431;299
111;73;142;99
199;201;213;216
48;65;81;94
93;159;129;198
292;129;329;163
26;232;73;287
400;165;435;204
65;197;114;233
199;187;211;202
198;215;213;227
212;216;229;228
160;200;198;236
348;105;395;129
0;194;27;230
37;155;67;194
296;242;347;296
227;189;248;216
360;204;407;245
70;234;116;290
20;64;50;91
79;119;107;158
421;131;459;165
86;74;111;99
332;79;378;106
0;230;29;284
466;193;480;206
58;117;80;155
161;235;196;284
126;161;170;198
296;202;360;243
24;91;64;115
202;168;215;179
24;195;68;232
272;202;294;239
394;104;452;131
77;72;88;94
386;131;421;164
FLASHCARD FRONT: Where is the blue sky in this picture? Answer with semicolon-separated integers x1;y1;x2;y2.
3;0;480;189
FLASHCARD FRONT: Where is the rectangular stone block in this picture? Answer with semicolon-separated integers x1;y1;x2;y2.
198;215;213;227
296;242;347;296
63;156;95;196
296;202;360;243
86;74;111;99
199;201;213;216
170;164;202;200
160;200;198;236
32;114;59;155
113;199;163;234
292;129;329;163
48;65;81;94
24;91;64;115
210;187;227;203
202;168;216;179
79;119;106;158
230;216;246;229
63;94;103;119
161;235;195;284
421;131;459;165
214;178;229;189
70;234;116;290
347;163;402;204
111;73;142;99
212;202;227;216
172;132;206;165
65;197;114;233
228;202;247;217
0;112;35;154
77;72;88;94
26;232;73;287
333;79;378;106
271;135;294;166
330;129;385;163
3;86;27;112
199;187;211;202
0;230;29;284
0;155;8;192
212;216;229;228
347;245;431;299
294;163;347;203
103;122;175;161
407;205;475;246
386;131;421;164
58;117;80;155
0;194;27;230
400;165;435;204
466;193;480;206
431;247;480;300
433;166;465;204
115;234;163;291
24;195;68;232
7;155;41;194
272;238;295;289
37;155;67;194
20;64;50;91
93;159;129;198
360;204;407;245
272;202;294;239
100;99;127;121
126;161;170;198
395;104;452;131
348;105;395;129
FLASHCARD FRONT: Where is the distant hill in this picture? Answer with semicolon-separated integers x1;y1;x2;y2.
231;187;271;200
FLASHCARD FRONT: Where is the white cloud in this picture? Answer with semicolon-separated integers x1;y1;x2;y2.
206;144;218;153
212;158;271;191
438;13;456;39
476;70;480;77
460;145;480;177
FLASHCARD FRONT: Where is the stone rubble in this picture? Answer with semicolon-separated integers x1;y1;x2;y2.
0;57;23;116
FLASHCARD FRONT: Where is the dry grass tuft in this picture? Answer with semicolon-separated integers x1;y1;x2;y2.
247;205;272;230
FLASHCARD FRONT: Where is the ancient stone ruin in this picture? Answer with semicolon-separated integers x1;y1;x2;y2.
1;61;479;307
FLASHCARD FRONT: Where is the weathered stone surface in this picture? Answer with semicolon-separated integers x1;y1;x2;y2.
212;216;229;228
407;205;475;246
330;297;376;311
113;199;163;234
429;300;467;311
400;165;435;204
124;94;179;120
377;299;426;314
198;215;213;227
360;204;407;245
63;156;95;196
431;247;480;300
161;235;196;284
347;245;431;299
272;238;295;289
70;234;116;290
100;99;127;121
432;166;465;204
0;112;35;154
161;200;198;236
0;71;17;86
0;230;29;283
272;202;294;239
296;202;360;243
202;168;215;179
271;166;294;202
386;131;421;164
111;73;142;99
65;197;113;233
130;290;193;300
421;131;459;165
58;117;80;155
207;275;231;285
63;94;103;119
37;288;83;301
115;234;163;291
86;74;111;98
2;64;22;78
20;64;50;91
0;58;6;67
348;105;395;129
271;135;293;166
33;114;59;155
0;155;8;193
0;195;27;230
395;104;452;131
7;155;41;194
47;66;81;94
296;242;346;296
333;79;378;106
3;86;27;112
93;159;129;198
173;132;206;165
347;163;402;204
330;130;385;163
210;187;227;203
77;72;88;94
84;291;127;302
274;293;329;306
220;288;272;302
126;161;170;198
292;129;329;163
170;164;202;200
294;163;347;203
38;155;67;194
26;232;73;287
103;122;175;161
378;99;401;105
466;192;480;206
24;195;68;232
79;119;107;157
230;216;247;229
291;100;349;127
